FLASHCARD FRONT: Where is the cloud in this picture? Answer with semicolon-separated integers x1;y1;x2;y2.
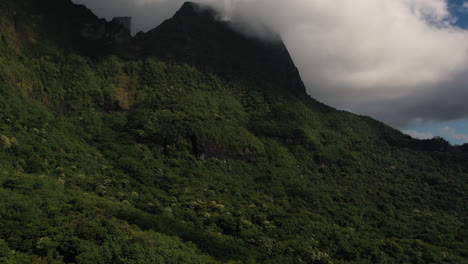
439;126;468;142
463;2;468;10
72;0;468;128
402;130;434;140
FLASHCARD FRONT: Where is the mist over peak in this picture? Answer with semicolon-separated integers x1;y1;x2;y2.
72;0;468;128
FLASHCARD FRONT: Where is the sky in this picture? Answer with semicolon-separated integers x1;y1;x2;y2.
72;0;468;145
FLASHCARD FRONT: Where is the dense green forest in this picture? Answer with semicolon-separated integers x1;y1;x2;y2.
0;0;467;263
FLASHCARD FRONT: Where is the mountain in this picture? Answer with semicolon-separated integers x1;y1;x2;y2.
0;0;467;263
135;2;306;96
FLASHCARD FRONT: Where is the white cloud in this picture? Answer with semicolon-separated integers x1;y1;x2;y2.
403;130;433;140
439;126;468;142
197;0;467;90
463;2;468;10
73;0;468;127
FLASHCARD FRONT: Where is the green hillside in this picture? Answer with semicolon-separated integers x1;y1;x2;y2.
0;0;467;263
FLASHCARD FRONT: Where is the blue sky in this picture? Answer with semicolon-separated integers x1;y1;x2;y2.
403;120;468;145
402;0;468;145
449;0;468;27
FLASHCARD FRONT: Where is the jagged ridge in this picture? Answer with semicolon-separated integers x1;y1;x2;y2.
2;0;306;96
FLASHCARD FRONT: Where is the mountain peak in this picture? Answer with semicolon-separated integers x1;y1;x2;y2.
174;1;213;18
8;0;307;96
135;1;306;95
179;1;198;11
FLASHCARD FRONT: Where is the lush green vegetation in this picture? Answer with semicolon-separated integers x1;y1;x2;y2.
0;1;467;263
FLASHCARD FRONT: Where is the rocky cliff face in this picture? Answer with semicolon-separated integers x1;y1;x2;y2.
132;2;306;95
112;17;132;34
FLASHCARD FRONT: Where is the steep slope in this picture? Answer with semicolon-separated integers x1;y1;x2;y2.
1;0;305;96
0;0;467;263
134;2;306;96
